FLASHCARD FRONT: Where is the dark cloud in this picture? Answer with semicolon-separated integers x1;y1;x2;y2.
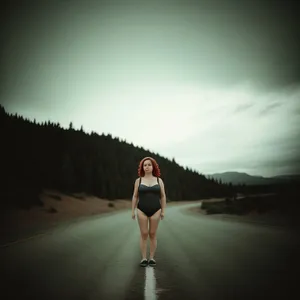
234;101;285;116
195;127;300;176
1;0;300;93
248;129;300;175
234;103;254;114
258;102;283;116
249;155;300;176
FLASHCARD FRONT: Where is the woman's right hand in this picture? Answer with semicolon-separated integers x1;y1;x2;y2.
132;212;136;220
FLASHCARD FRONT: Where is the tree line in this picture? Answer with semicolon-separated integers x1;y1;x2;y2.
1;104;243;209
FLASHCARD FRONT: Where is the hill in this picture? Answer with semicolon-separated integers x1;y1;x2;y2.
206;171;300;186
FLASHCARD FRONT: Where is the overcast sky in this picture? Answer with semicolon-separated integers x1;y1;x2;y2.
1;0;300;177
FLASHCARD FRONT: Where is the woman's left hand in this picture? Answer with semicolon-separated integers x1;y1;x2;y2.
160;212;165;220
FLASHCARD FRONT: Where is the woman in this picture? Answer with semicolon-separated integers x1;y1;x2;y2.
131;156;167;267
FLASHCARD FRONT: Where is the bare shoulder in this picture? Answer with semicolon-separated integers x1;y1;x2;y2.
133;178;140;197
158;177;166;197
158;177;164;185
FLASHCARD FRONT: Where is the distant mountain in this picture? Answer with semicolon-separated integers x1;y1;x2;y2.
273;174;300;181
206;171;300;186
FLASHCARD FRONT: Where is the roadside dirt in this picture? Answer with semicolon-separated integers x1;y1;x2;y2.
0;190;132;245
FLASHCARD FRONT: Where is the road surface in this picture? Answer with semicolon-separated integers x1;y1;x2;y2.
1;203;299;300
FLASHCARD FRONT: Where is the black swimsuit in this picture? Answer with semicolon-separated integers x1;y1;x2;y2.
137;177;161;217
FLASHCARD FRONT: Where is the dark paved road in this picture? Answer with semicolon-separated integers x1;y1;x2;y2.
1;203;299;300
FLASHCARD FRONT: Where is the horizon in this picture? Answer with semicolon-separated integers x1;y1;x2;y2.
1;0;300;177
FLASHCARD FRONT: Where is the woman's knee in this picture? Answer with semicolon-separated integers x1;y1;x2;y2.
149;231;156;239
140;232;148;240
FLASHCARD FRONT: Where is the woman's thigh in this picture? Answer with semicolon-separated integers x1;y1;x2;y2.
149;208;161;235
137;208;149;234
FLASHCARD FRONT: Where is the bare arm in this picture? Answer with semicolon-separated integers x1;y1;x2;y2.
159;178;167;213
132;178;139;214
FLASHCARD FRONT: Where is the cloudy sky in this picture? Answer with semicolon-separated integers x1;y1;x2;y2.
1;0;300;177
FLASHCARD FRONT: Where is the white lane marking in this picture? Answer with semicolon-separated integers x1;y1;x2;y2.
144;266;157;300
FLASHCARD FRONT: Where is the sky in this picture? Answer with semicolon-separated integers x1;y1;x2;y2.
1;0;300;177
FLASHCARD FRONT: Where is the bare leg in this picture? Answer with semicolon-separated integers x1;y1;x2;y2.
149;209;161;259
137;209;149;259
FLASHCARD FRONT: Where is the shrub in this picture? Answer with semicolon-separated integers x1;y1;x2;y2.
206;203;226;214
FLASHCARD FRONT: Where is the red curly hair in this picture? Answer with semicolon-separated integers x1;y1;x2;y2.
138;156;161;177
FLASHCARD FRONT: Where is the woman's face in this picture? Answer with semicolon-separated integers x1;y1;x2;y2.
143;159;153;174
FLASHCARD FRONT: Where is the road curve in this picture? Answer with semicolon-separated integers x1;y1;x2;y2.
1;203;299;300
